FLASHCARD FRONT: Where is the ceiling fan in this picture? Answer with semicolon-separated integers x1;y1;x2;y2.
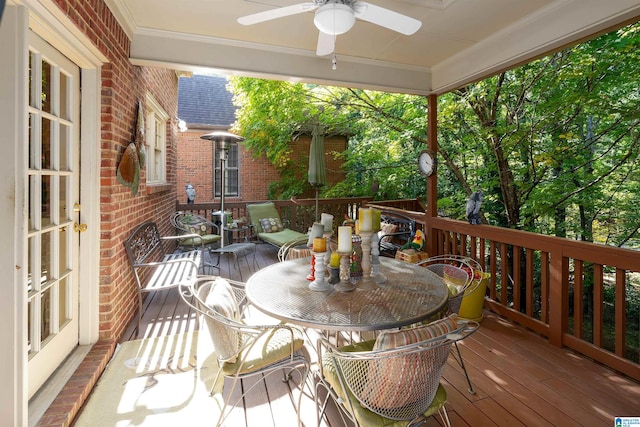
238;0;422;57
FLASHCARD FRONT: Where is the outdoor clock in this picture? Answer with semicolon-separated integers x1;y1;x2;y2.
418;150;435;176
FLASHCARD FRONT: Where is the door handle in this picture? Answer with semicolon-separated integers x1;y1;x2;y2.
74;222;88;232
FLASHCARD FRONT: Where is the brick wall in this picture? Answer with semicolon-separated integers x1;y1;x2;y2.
177;130;347;203
53;0;179;341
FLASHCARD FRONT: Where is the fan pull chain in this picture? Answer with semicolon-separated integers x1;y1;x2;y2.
332;29;338;70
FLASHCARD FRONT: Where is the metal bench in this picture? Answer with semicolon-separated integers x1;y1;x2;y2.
123;221;201;335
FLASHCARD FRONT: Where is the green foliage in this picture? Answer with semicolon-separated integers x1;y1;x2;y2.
228;22;640;249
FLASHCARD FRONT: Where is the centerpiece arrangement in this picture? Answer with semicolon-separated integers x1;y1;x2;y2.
308;207;387;292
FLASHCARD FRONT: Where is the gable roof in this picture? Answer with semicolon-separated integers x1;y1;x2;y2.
178;74;236;128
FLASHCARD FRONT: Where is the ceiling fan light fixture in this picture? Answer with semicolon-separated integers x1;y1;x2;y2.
314;3;355;36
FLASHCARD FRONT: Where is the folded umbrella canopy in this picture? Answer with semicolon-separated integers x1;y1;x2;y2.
308;125;327;221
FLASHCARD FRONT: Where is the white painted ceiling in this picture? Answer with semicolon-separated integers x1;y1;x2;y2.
106;0;640;95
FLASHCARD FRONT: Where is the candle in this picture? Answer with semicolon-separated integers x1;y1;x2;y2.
308;222;325;246
372;208;382;231
313;237;327;252
311;222;324;237
359;208;373;232
337;226;352;253
329;251;341;268
321;213;334;233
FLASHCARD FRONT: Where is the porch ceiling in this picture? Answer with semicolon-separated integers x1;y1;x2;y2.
106;0;640;95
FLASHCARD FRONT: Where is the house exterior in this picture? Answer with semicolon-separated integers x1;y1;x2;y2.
0;4;346;423
176;74;347;204
1;1;638;426
0;1;182;424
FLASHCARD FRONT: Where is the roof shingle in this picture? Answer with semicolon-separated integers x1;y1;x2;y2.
178;74;236;127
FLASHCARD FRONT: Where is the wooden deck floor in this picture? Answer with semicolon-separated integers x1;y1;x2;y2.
120;243;640;427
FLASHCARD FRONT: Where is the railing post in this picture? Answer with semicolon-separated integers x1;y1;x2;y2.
548;246;568;346
426;94;438;257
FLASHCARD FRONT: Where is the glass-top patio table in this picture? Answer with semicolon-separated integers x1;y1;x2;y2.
245;257;449;332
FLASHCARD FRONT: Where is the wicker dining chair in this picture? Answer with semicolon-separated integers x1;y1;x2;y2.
417;255;484;394
179;276;310;427
316;319;477;427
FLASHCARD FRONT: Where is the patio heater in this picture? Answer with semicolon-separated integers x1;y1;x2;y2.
200;131;245;248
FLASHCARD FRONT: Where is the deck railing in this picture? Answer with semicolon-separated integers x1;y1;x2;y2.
175;197;371;237
430;216;640;382
174;197;640;382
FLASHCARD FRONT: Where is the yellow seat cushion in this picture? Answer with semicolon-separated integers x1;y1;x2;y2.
222;326;305;376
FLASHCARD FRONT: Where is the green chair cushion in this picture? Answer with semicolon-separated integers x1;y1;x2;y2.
178;234;221;247
247;202;281;233
258;229;307;247
247;202;307;246
222;327;305;376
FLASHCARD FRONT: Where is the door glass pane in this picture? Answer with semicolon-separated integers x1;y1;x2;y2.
41;231;52;285
29;53;34;107
60;72;69;121
41;287;51;341
60;123;70;171
59;176;69;222
41;59;52;114
59;276;69;325
27;236;35;293
29;113;37;169
58;226;68;274
28;176;36;231
41;175;51;227
42;117;51;170
28;301;33;354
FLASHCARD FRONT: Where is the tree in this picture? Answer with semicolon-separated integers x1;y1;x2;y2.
228;22;640;249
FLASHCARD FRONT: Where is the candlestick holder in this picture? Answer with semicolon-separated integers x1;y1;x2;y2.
370;231;387;284
306;246;315;281
309;251;332;291
334;251;356;292
323;231;334;270
357;230;377;290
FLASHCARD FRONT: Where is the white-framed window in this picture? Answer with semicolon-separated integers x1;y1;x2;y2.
145;93;168;184
214;142;239;197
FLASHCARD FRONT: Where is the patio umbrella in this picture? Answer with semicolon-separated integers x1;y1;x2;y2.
308;125;327;221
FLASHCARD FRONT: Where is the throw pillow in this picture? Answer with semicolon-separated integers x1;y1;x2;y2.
188;224;208;235
204;278;240;362
373;313;458;351
378;223;397;243
259;217;284;233
359;314;458;410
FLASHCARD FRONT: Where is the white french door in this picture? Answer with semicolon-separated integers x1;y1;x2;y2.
26;31;81;398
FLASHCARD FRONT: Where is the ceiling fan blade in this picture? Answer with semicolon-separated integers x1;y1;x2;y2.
238;2;318;26
354;2;422;35
316;31;335;56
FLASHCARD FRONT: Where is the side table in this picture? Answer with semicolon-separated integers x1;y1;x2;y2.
222;225;251;243
209;242;257;271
